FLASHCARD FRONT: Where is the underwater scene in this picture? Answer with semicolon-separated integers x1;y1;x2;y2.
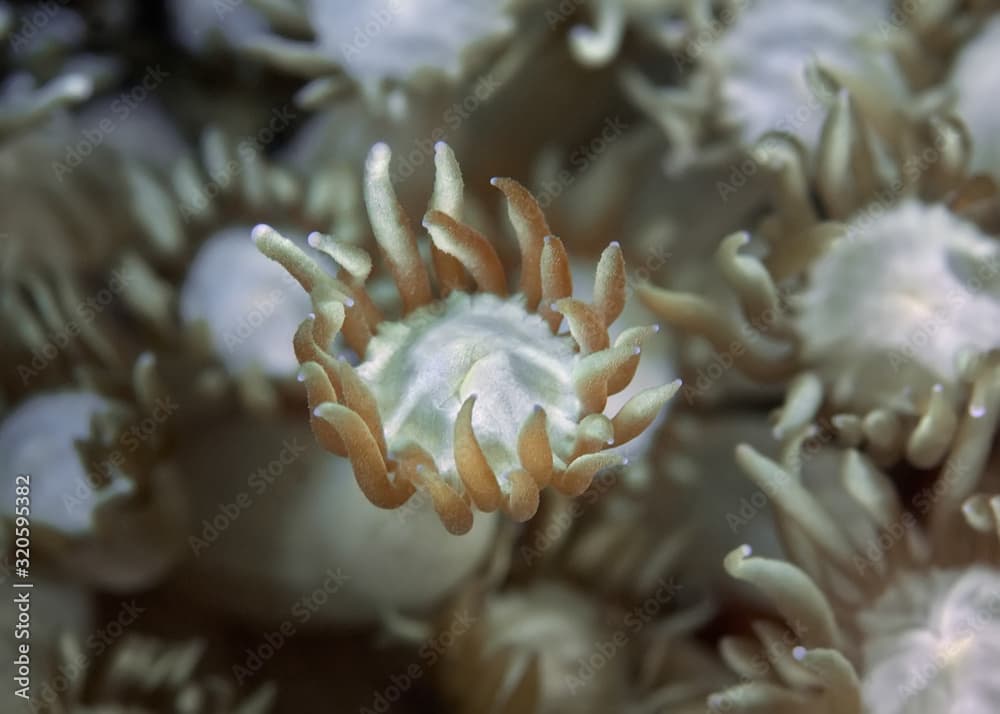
1;1;1000;712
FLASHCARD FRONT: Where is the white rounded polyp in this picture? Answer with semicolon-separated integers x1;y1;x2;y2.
0;390;122;537
179;226;313;378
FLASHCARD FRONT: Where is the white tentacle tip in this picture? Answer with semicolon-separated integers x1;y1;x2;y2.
367;142;392;171
61;74;94;100
251;224;274;243
707;694;727;710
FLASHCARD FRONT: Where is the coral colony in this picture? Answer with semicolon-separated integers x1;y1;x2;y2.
3;1;1000;713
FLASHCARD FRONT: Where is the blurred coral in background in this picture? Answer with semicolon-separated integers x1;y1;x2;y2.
2;1;1000;713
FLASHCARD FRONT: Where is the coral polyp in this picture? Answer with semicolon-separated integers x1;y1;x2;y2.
639;90;998;467
436;582;625;714
240;0;517;106
0;383;188;592
623;0;908;165
706;362;1000;713
17;4;1000;709
255;141;679;534
792;200;1000;421
858;566;1000;714
949;14;1000;179
706;0;904;151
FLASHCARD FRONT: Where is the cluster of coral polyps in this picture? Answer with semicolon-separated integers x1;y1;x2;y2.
8;3;1000;712
255;141;679;534
237;0;521;112
710;361;1000;713
639;80;1000;468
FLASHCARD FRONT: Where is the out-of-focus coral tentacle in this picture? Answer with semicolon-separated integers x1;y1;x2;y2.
906;385;958;468
638;283;797;381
